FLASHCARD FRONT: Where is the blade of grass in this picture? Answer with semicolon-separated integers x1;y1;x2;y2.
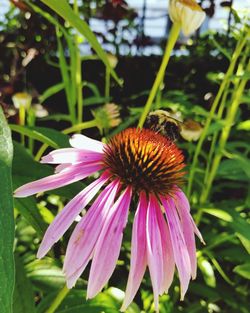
40;0;121;85
0;107;14;313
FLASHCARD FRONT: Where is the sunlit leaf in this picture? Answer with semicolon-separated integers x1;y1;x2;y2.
233;263;250;280
13;254;36;313
0;107;14;313
40;0;121;85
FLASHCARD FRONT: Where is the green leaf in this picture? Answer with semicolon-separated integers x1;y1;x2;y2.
26;258;66;291
12;126;69;149
201;208;233;222
39;82;65;103
29;126;69;148
236;233;250;254
198;257;216;287
217;159;249;181
0;108;14;313
211;37;231;60
40;0;121;85
10;124;59;148
37;288;139;313
233;263;250;280
56;28;75;111
13;254;36;313
237;120;250;131
41;114;72;122
12;141;85;200
14;197;47;238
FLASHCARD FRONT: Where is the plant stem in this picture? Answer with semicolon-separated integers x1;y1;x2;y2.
63;119;97;134
200;57;250;203
35;143;48;162
138;23;181;128
74;0;83;124
203;43;248;191
203;80;230;184
187;30;249;198
19;105;26;145
45;284;70;313
105;67;111;101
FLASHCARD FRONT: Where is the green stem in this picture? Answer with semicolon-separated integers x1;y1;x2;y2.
35;143;48;162
187;29;249;198
203;44;248;191
200;58;250;203
19;105;26;145
27;108;36;153
45;284;70;313
63;119;97;134
203;80;230;184
74;0;83;124
138;23;181;128
105;67;111;101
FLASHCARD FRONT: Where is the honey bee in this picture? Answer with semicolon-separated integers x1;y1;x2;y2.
144;110;183;141
145;109;203;142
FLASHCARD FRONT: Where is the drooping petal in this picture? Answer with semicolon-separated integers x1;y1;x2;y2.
69;134;105;153
146;195;164;312
121;192;147;311
64;179;120;288
87;186;132;299
182;7;205;36
161;196;191;300
155;202;175;294
41;148;103;164
14;162;103;197
174;190;199;279
37;172;110;258
175;189;204;243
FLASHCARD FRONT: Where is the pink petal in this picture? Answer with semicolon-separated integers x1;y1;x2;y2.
37;172;109;258
155;202;175;294
87;186;132;299
54;163;72;173
121;192;147;311
175;191;198;279
64;179;120;288
41;148;103;164
176;189;204;243
161;196;191;300
146;195;164;312
69;134;105;153
14;162;103;197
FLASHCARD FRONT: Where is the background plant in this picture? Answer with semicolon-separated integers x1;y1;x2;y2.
0;1;249;313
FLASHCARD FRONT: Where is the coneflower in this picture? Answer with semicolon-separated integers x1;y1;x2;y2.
14;128;204;312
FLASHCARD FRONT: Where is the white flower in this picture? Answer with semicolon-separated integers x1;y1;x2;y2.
169;0;206;36
12;92;32;110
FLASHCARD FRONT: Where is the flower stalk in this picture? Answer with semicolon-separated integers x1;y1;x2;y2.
73;0;84;124
200;55;250;204
45;284;70;313
138;23;181;128
187;28;249;198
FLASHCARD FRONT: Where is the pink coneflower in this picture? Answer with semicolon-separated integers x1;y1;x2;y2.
14;128;203;311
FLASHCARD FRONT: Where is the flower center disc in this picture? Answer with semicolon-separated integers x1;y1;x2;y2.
103;128;186;195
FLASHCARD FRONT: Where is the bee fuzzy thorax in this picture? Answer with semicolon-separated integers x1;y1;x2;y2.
144;110;182;142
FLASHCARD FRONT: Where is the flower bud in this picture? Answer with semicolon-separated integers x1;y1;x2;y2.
168;0;206;36
12;92;32;110
92;103;121;134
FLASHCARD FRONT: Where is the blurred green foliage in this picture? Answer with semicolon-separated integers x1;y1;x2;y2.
0;1;249;313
